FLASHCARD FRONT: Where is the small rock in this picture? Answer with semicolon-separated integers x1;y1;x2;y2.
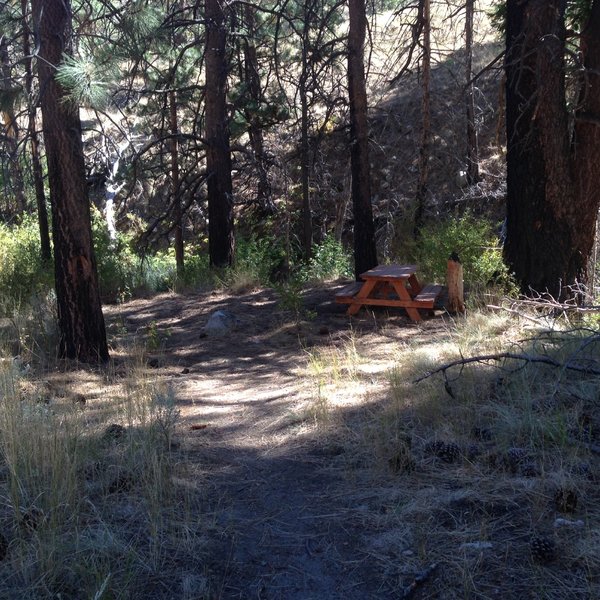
203;310;240;337
181;367;190;375
460;541;493;551
554;518;585;529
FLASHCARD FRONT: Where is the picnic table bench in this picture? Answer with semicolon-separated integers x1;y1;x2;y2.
335;264;444;322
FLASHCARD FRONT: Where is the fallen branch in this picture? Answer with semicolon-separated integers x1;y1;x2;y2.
414;351;600;384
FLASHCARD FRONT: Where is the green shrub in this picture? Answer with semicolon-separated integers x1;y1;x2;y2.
415;213;512;289
0;215;53;315
299;235;352;282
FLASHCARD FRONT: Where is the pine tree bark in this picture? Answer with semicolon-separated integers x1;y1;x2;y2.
21;0;51;262
464;0;479;184
348;0;377;278
0;37;26;215
243;4;275;216
300;9;313;261
413;0;431;237
205;0;235;268
32;0;109;362
504;0;600;300
169;90;184;276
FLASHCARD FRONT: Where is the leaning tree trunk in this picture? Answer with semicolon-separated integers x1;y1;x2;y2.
32;0;109;362
504;0;578;300
21;0;51;261
348;0;378;278
205;0;235;268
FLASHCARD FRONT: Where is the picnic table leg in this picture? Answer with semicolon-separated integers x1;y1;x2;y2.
407;273;423;295
347;279;377;315
390;280;422;322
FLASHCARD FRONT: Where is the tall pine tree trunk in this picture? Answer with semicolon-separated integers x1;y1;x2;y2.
243;4;275;216
21;0;51;262
205;0;235;268
169;90;184;276
464;0;479;184
348;0;377;278
32;0;109;362
572;0;600;294
300;10;313;261
413;0;431;237
0;37;26;215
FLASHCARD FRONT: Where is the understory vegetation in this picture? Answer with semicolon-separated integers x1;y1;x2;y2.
0;210;512;315
306;311;600;597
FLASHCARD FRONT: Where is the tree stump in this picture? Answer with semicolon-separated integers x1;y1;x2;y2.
447;253;465;313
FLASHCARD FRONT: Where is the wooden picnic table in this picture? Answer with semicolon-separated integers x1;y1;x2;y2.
335;264;443;322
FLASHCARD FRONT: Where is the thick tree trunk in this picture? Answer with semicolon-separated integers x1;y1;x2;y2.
504;0;582;299
347;0;377;278
32;0;109;363
572;0;600;294
21;0;51;262
205;0;235;268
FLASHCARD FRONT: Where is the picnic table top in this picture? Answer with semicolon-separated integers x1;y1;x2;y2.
360;264;417;280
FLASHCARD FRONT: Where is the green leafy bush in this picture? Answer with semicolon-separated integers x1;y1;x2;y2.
0;216;53;314
299;235;353;282
415;213;512;289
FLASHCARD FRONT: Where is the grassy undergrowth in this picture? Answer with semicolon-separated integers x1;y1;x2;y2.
305;310;600;598
0;347;206;599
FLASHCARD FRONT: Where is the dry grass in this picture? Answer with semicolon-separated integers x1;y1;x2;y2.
310;311;600;598
0;333;207;599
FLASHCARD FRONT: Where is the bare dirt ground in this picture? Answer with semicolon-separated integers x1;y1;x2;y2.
102;284;446;599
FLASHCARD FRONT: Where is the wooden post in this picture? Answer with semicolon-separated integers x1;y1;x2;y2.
447;252;465;313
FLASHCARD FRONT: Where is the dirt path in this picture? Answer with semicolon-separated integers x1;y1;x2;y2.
107;285;441;599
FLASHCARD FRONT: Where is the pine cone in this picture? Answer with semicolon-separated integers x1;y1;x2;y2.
504;447;528;472
554;487;578;513
425;440;461;463
530;536;556;563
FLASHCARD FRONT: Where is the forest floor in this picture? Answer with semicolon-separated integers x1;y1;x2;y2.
16;284;599;599
104;284;439;599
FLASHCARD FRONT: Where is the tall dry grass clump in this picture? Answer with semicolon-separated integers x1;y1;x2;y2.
0;348;206;599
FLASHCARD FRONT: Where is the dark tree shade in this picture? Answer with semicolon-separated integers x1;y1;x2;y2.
32;0;109;362
347;0;377;279
205;0;235;268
